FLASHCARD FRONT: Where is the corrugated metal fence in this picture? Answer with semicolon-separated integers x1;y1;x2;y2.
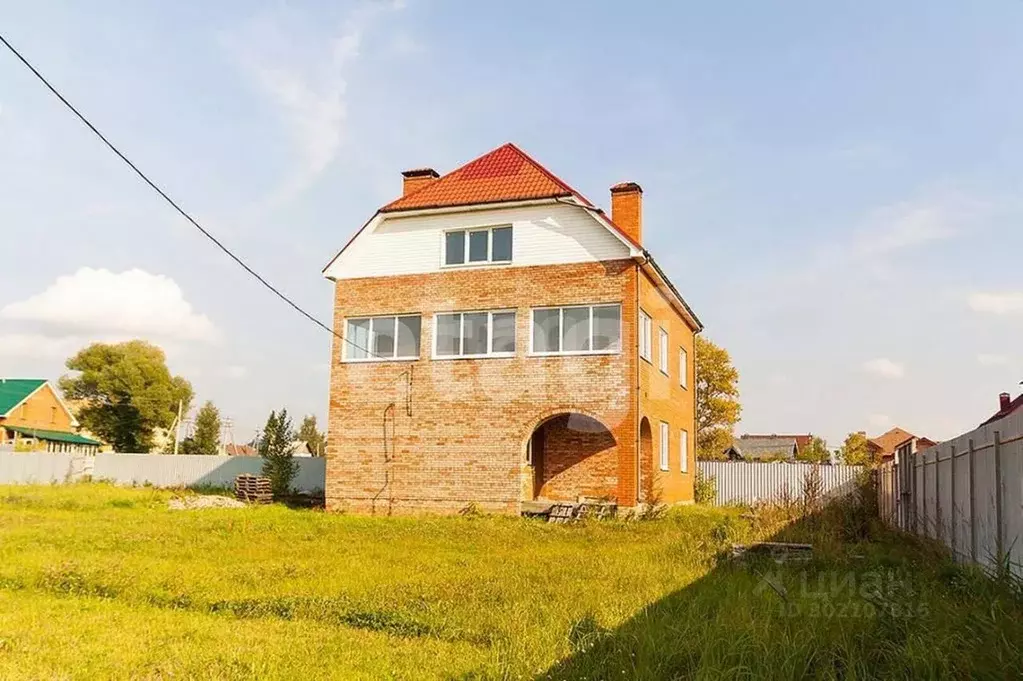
877;410;1022;579
0;453;326;493
698;460;864;506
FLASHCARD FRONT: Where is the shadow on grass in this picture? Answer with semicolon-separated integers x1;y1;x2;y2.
538;500;1023;681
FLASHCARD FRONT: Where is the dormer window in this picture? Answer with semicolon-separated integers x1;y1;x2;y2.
444;226;512;266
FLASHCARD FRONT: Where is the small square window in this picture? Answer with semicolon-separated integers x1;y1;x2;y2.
436;313;461;356
468;230;489;262
445;231;466;265
659;422;669;471
659;328;669;375
492;312;516;353
462;312;489;355
639;312;652;361
492;226;512;262
562;307;591;352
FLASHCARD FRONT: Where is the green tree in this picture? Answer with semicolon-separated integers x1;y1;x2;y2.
297;414;326;457
181;401;221;455
260;409;297;498
695;336;741;460
59;340;193;452
797;436;831;463
840;431;877;466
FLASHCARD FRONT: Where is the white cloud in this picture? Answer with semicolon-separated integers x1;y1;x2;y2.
977;353;1010;367
223;2;404;206
862;358;905;379
969;292;1023;315
0;268;218;343
853;197;973;256
0;333;78;360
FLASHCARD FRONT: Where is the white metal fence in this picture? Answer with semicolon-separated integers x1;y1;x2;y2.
877;411;1023;578
697;460;864;506
0;452;326;494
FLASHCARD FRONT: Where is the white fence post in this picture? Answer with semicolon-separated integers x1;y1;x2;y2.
968;438;977;564
994;430;1004;575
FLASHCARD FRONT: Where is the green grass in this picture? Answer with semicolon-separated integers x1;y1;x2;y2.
0;484;1019;680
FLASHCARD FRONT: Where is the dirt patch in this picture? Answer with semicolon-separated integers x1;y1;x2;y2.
168;496;245;510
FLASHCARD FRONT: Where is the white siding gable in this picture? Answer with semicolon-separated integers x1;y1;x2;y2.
324;203;632;280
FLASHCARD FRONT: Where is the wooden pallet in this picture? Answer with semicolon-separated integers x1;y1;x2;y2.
576;502;617;520
547;503;577;524
546;501;618;523
235;474;273;504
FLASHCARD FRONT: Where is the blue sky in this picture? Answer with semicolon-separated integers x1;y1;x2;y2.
1;1;1021;447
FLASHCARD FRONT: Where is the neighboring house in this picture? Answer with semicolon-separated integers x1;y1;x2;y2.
868;427;936;462
725;435;798;462
733;433;814;458
0;378;101;454
979;391;1023;427
225;443;258;457
322;143;702;514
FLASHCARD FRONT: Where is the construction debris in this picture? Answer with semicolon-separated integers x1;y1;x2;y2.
169;495;245;510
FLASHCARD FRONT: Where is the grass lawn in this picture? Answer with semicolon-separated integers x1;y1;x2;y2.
0;484;1020;680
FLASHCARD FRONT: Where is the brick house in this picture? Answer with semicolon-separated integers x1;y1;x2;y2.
322;143;702;514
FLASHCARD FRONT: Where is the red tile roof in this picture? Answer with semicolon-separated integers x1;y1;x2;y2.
381;143;586;213
980;393;1023;427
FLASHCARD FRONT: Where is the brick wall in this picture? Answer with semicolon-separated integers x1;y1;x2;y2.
326;260;639;514
535;414;618;501
637;268;697;504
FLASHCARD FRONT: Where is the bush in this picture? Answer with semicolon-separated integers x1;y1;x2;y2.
694;470;717;505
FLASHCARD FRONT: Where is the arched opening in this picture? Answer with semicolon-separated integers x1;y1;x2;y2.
524;413;618;502
639;417;653;503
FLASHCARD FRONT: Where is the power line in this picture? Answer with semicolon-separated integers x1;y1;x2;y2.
0;32;381;360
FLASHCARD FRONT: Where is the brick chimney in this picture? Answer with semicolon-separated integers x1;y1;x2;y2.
401;168;439;196
999;392;1011;411
610;182;642;245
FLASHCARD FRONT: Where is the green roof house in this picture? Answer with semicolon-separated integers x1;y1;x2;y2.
0;379;101;453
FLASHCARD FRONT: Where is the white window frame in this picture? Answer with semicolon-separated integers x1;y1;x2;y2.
659;422;669;471
441;225;513;268
528;304;622;356
639;311;652;362
342;315;421;362
432;309;517;360
659;327;669;375
680;429;689;474
679;347;688;389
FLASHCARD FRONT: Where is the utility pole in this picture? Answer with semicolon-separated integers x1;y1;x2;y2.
172;399;183;455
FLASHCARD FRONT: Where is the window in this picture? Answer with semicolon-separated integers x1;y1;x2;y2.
659;422;669;471
639;312;652;361
530;305;621;355
50;406;57;423
679;347;688;389
344;315;421;361
443;226;513;266
659;328;669;375
680;429;689;474
434;311;516;358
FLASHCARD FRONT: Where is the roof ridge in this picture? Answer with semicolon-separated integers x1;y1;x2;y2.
381;142;583;213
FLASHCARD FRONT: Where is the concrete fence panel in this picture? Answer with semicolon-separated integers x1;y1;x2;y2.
879;410;1023;579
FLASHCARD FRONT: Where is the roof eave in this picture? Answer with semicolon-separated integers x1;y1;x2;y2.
638;253;704;332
